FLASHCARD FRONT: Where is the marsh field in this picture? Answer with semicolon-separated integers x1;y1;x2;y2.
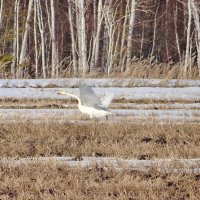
1;78;200;199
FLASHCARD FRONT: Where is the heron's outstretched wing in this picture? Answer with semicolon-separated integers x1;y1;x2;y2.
100;93;114;108
79;85;102;107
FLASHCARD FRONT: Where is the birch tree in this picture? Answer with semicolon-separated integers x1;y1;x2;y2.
150;0;159;62
174;2;181;62
18;0;34;78
126;0;136;71
191;0;200;75
103;0;115;75
50;0;57;77
101;0;110;73
119;1;129;72
90;0;103;71
0;0;3;30
76;0;88;75
33;0;38;78
68;0;78;74
184;0;192;77
36;0;46;78
11;0;20;78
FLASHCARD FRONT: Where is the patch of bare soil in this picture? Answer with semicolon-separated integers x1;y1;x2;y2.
0;163;200;199
0;122;200;159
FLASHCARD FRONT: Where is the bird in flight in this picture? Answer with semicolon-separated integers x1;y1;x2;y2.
57;84;114;119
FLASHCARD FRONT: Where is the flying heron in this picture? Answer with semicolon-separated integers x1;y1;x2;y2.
57;85;114;119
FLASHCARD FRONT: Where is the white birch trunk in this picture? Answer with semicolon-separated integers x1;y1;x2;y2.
120;1;129;72
90;0;103;71
11;0;19;78
33;0;38;78
0;0;3;29
184;0;192;77
50;0;57;77
126;0;136;71
45;0;52;35
16;0;19;67
104;0;115;75
68;0;78;74
174;3;181;62
78;0;88;75
140;24;144;59
150;0;159;62
75;2;81;74
191;0;200;75
18;0;34;78
36;0;46;78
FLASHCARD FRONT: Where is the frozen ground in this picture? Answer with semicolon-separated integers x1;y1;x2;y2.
1;156;200;173
0;109;199;124
0;78;200;88
0;87;200;101
0;79;200;175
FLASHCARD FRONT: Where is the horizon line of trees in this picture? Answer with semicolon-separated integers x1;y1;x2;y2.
0;0;200;78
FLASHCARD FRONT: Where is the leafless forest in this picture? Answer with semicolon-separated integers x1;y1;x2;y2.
0;0;200;79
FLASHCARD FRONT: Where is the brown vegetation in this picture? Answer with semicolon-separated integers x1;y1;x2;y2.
0;98;199;109
1;117;200;198
1;0;200;78
1;121;200;159
1;162;200;199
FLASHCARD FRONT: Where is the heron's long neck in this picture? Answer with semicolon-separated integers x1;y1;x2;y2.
61;92;82;105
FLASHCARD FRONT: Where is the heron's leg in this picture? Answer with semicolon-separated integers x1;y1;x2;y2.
106;116;108;120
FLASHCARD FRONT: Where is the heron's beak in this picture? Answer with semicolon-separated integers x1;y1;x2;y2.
57;91;63;95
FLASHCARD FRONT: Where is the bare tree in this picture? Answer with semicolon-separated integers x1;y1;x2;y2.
191;0;200;75
11;0;20;78
36;0;46;78
50;0;57;77
33;0;38;78
76;0;88;75
150;0;160;62
184;0;192;77
126;0;136;71
0;0;3;30
68;0;78;74
103;0;115;75
90;0;103;72
18;0;34;78
174;2;181;62
119;1;129;72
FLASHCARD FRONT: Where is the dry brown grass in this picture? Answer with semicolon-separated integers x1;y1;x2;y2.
1;120;200;199
1;163;200;199
1;121;200;159
0;98;199;109
112;61;200;80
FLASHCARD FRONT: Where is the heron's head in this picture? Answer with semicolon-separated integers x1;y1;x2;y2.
57;91;66;95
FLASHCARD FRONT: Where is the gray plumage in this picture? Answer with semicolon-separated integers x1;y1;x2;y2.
79;85;102;107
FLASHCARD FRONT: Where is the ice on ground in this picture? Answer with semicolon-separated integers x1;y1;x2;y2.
0;78;200;88
0;109;199;123
110;103;200;109
0;87;200;101
1;156;200;173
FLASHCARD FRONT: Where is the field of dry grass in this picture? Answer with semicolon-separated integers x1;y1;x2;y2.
0;98;199;109
0;78;200;199
1;121;200;159
1;116;200;199
1;162;200;199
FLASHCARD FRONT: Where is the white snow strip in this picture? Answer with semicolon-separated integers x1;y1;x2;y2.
0;109;199;123
0;78;200;88
101;103;200;110
0;87;200;101
1;157;200;173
